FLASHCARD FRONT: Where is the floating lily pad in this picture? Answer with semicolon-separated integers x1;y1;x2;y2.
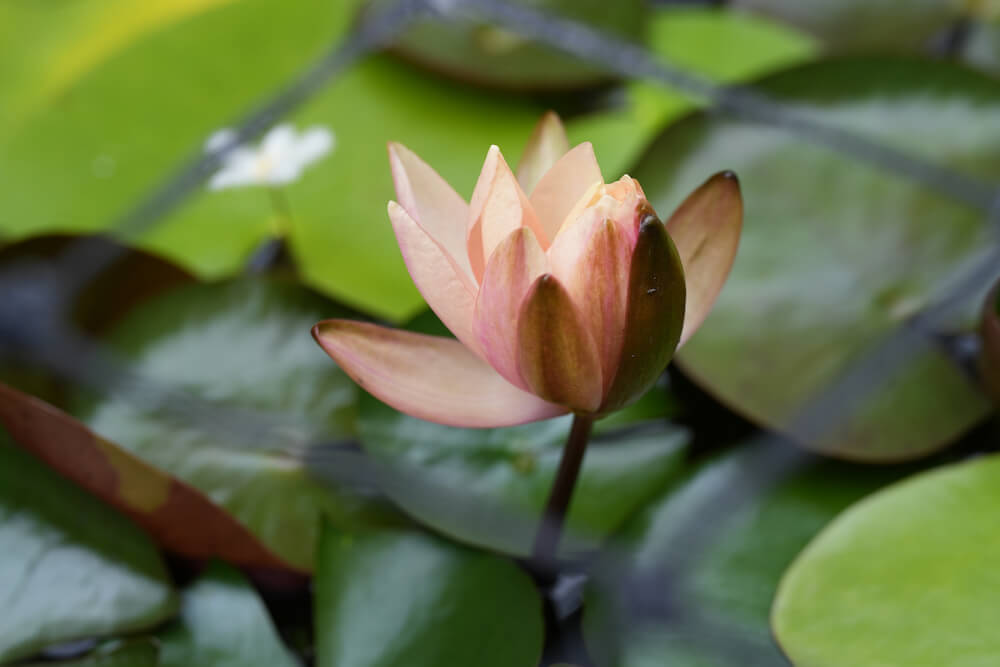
635;57;998;460
365;0;646;91
71;277;374;571
731;0;960;51
773;454;1000;666
582;443;914;667
159;561;299;667
0;0;365;267
0;433;176;664
314;523;544;667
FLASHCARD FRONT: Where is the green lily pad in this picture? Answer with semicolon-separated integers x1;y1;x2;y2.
0;0;365;264
582;444;914;667
731;0;960;51
635;57;998;460
772;454;1000;666
314;522;543;667
159;561;298;667
356;389;689;557
0;433;176;664
71;277;374;572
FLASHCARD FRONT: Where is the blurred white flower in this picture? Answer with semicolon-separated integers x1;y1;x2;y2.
205;124;334;191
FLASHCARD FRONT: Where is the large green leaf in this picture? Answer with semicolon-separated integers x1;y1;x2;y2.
0;0;363;258
158;561;298;667
731;0;960;51
772;454;1000;666
0;434;176;664
314;523;544;667
635;57;998;460
71;277;373;571
582;444;914;667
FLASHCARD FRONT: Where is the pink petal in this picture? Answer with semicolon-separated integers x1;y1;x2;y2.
388;201;480;355
388;142;474;281
665;172;743;347
474;227;547;391
529;142;604;241
547;209;631;392
467;146;547;280
313;320;567;428
517;274;603;413
516;111;570;195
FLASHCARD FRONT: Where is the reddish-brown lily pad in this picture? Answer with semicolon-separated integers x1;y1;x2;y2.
634;57;998;461
0;382;296;572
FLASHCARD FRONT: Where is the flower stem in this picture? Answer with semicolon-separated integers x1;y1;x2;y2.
267;187;294;238
531;414;595;569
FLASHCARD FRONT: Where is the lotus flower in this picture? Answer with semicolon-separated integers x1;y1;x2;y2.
313;113;742;427
206;124;334;191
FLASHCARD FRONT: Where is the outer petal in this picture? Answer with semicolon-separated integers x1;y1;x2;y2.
602;214;686;413
467;146;547;280
529;142;604;241
388;201;480;355
665;171;743;346
313;320;567;428
516;111;570;195
474;227;547;391
548;210;631;393
388;142;474;281
517;274;603;413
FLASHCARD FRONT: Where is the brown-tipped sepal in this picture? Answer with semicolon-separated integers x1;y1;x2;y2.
600;213;686;413
516;274;603;413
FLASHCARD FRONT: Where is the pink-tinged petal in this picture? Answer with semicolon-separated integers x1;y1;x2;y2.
388;142;474;281
467;146;547;280
313;320;568;428
516;111;570;195
548;210;631;392
388;201;480;355
530;142;604;240
602;213;686;413
666;171;743;347
517;274;603;413
475;227;547;391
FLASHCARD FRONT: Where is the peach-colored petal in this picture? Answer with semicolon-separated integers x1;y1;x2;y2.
467;146;547;280
516;274;603;413
474;227;547;391
602;215;686;413
313;320;567;428
516;111;570;195
529;142;604;241
388;142;474;281
665;171;743;347
548;210;631;392
388;201;480;355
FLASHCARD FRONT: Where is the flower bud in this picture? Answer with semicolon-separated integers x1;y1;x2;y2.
314;113;742;427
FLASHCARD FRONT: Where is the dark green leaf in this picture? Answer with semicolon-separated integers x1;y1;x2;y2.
159;561;298;667
637;57;998;460
71;277;372;571
314;523;543;667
